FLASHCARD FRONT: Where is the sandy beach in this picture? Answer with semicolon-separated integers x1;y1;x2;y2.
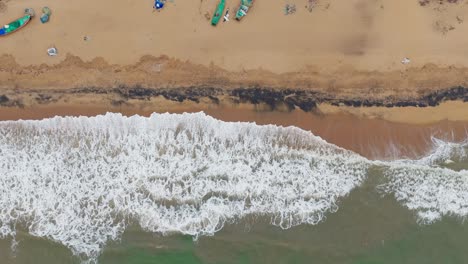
1;0;468;101
1;0;468;157
3;0;468;71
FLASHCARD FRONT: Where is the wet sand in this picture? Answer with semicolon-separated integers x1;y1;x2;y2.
1;103;467;160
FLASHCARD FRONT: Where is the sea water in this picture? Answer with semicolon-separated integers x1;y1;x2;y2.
0;112;467;264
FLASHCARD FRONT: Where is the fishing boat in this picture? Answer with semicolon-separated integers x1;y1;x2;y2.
235;0;253;21
211;0;226;26
0;14;33;36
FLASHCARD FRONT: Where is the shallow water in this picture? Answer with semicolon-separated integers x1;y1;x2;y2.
0;113;467;263
4;182;468;264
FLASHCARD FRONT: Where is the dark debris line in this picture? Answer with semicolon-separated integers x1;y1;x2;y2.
60;86;468;112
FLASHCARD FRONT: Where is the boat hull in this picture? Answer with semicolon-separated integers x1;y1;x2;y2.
0;15;32;36
211;0;226;26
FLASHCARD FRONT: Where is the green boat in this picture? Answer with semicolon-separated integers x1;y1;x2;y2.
211;0;226;26
235;0;253;21
0;15;32;36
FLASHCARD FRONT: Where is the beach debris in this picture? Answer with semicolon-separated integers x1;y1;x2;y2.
223;8;230;22
401;57;410;65
419;0;461;7
47;47;58;56
434;20;455;35
40;7;51;23
0;95;9;105
284;3;296;15
83;35;91;41
0;1;7;13
152;63;162;72
307;0;318;12
418;0;430;6
444;159;455;164
24;8;35;17
204;11;211;20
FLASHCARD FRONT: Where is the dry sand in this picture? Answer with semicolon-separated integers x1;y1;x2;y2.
3;0;468;72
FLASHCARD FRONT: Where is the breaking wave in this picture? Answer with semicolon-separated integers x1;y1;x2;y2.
0;112;466;263
0;113;368;262
377;138;468;225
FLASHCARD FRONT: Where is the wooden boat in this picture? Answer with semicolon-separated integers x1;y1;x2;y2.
235;0;253;21
0;15;32;36
211;0;226;26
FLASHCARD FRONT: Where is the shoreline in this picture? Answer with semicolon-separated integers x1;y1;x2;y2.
1;100;467;160
3;0;468;72
1;54;467;117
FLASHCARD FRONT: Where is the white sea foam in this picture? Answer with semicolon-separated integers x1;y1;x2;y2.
377;138;468;224
416;137;468;166
378;163;468;223
1;112;467;263
0;112;369;262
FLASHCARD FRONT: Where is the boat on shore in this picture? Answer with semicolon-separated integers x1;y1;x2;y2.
211;0;226;26
0;14;33;36
235;0;253;21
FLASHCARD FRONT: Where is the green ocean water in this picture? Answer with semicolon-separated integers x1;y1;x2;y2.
2;165;468;264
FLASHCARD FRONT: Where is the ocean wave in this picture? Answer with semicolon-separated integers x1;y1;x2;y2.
0;112;467;262
378;163;468;224
0;112;368;262
377;138;468;225
414;137;468;166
